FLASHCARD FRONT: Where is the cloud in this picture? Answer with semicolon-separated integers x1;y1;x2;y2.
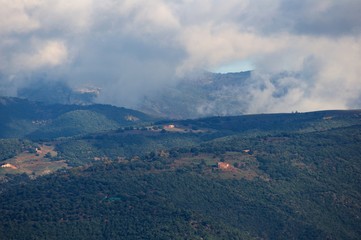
12;40;68;71
178;25;289;74
0;0;360;113
0;0;40;35
115;0;180;32
279;0;361;37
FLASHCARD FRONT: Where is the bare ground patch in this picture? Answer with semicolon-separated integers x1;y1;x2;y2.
0;143;68;177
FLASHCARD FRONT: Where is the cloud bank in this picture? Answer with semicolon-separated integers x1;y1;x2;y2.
0;0;360;113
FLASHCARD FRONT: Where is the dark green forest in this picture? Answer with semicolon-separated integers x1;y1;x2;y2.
0;99;360;239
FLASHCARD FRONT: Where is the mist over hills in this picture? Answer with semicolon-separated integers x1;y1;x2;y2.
11;71;254;119
1;1;361;238
17;80;100;106
140;71;252;119
6;69;361;120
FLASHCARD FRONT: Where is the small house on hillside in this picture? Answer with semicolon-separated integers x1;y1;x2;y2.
218;162;230;170
164;124;175;129
1;163;17;169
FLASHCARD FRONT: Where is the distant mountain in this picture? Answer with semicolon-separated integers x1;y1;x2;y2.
139;71;252;119
0;97;156;139
17;80;100;105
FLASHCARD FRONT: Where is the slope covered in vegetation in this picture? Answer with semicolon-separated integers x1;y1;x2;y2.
0;97;155;139
0;108;360;239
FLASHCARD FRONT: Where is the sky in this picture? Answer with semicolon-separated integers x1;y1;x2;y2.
0;0;360;113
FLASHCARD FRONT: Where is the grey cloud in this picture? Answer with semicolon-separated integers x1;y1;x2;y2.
65;30;185;107
237;0;361;37
0;0;360;114
280;0;361;37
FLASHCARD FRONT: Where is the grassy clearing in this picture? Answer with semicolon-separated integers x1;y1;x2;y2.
0;143;68;177
171;151;268;180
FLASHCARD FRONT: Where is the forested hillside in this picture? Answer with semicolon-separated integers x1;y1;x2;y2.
0;107;360;239
0;97;155;139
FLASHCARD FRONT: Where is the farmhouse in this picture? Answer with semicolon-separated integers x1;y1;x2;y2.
218;162;230;170
1;163;17;169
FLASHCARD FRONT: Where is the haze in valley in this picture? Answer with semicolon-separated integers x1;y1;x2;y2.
0;0;360;115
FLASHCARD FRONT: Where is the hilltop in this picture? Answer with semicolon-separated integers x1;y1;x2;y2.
0;96;155;139
0;101;360;239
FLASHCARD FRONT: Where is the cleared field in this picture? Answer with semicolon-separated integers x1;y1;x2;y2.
171;151;269;180
0;143;68;177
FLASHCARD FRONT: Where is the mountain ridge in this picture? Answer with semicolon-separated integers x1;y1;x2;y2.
0;96;156;139
0;97;360;239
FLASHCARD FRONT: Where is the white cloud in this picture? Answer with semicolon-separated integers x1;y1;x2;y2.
116;0;180;31
12;40;68;71
177;24;286;73
0;0;360;112
36;1;93;33
0;0;40;34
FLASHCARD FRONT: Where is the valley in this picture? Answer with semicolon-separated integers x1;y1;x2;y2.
1;1;360;239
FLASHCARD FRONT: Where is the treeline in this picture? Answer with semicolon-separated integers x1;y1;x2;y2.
0;139;36;161
1;111;361;239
